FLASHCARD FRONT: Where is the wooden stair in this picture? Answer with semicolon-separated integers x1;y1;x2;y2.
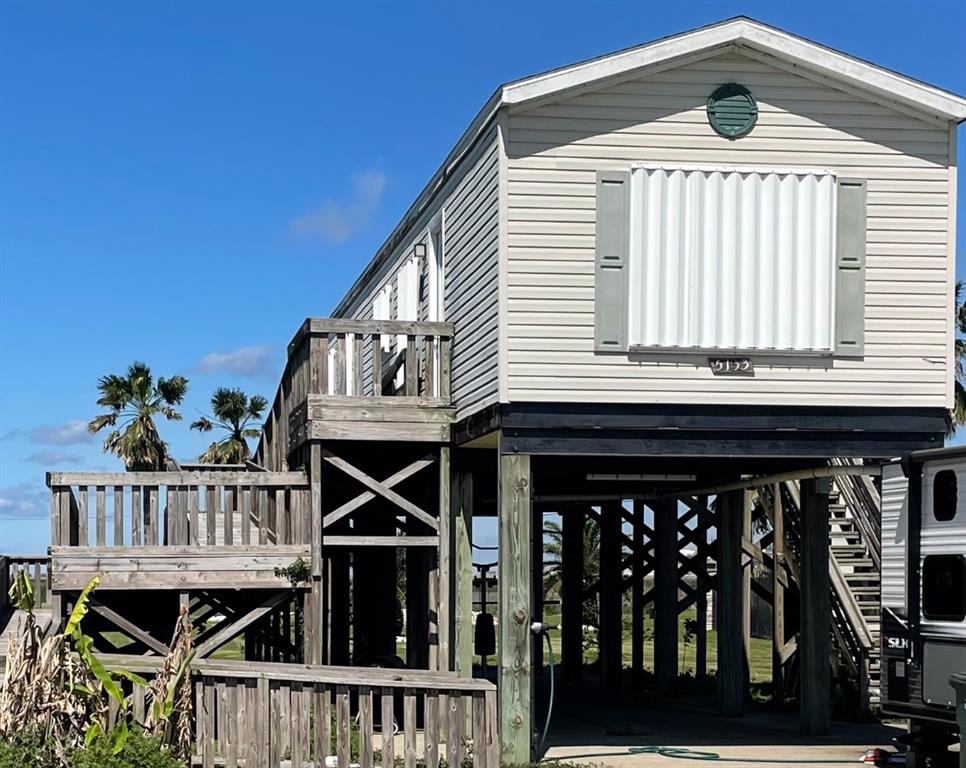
828;464;882;710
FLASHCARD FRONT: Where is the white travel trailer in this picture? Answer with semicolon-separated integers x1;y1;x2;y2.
882;447;966;758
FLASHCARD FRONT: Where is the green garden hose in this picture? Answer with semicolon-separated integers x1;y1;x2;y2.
625;746;857;763
536;631;555;759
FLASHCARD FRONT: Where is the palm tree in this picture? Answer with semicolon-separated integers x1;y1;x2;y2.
952;280;966;432
544;515;601;649
88;362;189;470
190;388;268;464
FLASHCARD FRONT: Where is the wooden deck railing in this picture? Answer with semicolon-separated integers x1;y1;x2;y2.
99;655;498;768
0;555;51;610
46;471;311;548
256;318;454;469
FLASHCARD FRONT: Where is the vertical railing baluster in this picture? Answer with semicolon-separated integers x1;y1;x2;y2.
380;689;393;768
372;331;383;397
76;486;88;547
334;333;346;395
405;334;418;397
206;485;217;546
424;335;436;398
276;488;288;545
240;486;251;545
358;686;373;768
336;685;350;768
224;486;235;546
439;334;452;403
113;486;124;546
425;691;440;768
404;689;417;768
148;486;159;546
131;486;141;546
95;486;106;546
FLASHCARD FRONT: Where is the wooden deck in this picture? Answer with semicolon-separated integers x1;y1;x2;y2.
258;319;455;470
46;471;312;591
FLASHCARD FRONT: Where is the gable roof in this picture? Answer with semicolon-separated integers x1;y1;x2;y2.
334;17;965;316
501;17;966;120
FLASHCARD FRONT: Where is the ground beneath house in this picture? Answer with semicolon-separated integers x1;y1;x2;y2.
538;678;918;767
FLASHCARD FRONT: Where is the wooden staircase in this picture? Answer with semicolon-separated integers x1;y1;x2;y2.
775;462;881;712
828;460;882;709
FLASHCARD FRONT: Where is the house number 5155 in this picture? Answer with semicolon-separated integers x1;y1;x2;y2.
709;357;754;375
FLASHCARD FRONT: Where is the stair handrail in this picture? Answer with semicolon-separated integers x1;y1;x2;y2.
829;458;881;569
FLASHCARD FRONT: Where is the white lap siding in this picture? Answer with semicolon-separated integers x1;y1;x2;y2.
504;51;953;408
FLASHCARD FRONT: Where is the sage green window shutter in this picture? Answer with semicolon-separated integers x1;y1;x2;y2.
594;170;631;352
834;178;867;357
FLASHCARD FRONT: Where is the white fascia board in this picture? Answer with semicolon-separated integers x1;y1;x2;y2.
500;18;966;122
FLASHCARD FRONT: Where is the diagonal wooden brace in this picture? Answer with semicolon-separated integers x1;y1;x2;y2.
323;455;435;529
195;591;291;658
323;451;438;531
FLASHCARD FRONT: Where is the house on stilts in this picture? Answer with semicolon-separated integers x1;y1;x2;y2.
15;16;966;765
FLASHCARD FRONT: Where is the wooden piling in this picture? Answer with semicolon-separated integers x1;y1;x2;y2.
599;503;622;689
716;490;744;716
498;450;531;764
654;498;678;696
800;478;831;735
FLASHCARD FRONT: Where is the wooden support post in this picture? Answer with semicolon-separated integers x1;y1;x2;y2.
654;498;678;697
562;506;584;682
498;450;531;765
742;491;753;675
407;550;431;669
632;499;645;689
717;490;745;716
770;483;785;702
800;478;831;736
453;468;473;678
599;503;622;690
437;446;453;673
307;443;324;664
695;495;708;679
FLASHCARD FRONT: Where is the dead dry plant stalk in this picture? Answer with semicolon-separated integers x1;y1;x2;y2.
1;573;196;764
0;608;104;765
143;604;195;760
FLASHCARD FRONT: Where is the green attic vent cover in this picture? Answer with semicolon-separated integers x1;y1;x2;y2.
707;83;758;139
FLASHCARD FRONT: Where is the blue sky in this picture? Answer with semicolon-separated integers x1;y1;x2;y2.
1;0;965;554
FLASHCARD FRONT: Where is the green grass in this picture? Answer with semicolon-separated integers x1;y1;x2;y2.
537;606;774;683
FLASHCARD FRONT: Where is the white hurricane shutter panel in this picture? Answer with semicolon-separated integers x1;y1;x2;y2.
628;166;837;353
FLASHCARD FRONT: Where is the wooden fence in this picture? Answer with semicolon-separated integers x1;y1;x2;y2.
100;655;498;768
46;471;311;549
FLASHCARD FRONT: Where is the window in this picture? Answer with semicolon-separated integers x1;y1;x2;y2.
932;470;958;522
922;554;966;622
592;169;867;357
626;167;836;352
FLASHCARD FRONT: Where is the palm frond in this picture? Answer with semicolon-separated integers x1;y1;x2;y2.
157;375;189;405
248;395;269;419
87;413;117;435
190;417;215;433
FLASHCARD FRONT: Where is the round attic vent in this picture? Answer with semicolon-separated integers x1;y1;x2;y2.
707;83;758;139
